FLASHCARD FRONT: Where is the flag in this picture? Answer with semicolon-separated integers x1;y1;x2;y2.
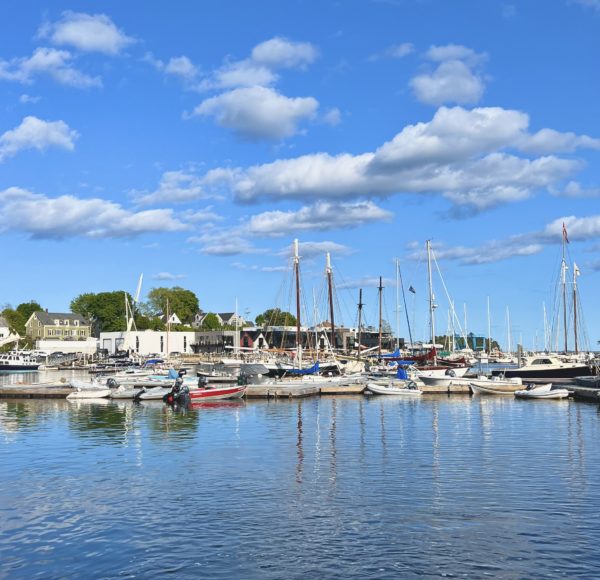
562;222;570;244
574;263;580;276
408;285;416;294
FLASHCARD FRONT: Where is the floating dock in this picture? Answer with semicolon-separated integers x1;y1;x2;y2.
0;384;74;399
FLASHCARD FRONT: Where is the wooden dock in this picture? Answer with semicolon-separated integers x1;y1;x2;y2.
320;384;365;395
0;384;74;399
245;385;319;398
571;386;600;402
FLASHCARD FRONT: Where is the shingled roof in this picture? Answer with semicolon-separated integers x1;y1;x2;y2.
33;311;91;325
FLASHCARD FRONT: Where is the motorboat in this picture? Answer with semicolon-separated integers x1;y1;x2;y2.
67;386;111;399
189;385;246;402
574;376;600;388
366;381;422;396
110;385;146;399
491;356;594;380
469;376;523;395
514;384;569;399
137;386;172;400
0;352;40;371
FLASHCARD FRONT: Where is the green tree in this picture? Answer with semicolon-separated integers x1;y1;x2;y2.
201;313;222;330
145;287;199;324
71;291;133;334
255;308;297;327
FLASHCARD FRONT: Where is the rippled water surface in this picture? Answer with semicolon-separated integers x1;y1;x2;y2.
1;386;600;578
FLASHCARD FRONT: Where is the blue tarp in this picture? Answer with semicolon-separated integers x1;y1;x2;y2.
167;368;179;379
288;361;320;375
396;366;408;379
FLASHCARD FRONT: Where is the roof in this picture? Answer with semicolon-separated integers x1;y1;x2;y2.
218;312;237;319
32;311;91;325
0;316;8;328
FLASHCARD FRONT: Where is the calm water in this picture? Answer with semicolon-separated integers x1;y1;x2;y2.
1;375;600;578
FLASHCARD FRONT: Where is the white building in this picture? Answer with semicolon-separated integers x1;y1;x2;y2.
0;316;9;339
35;338;98;355
99;330;196;356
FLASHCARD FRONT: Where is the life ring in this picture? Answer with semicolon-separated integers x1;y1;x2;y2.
445;369;456;377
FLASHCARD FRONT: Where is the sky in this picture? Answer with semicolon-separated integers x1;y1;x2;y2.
1;0;600;351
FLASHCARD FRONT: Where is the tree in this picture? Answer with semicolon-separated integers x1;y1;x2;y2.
201;313;222;330
145;287;199;324
1;301;42;336
71;291;133;334
255;308;297;327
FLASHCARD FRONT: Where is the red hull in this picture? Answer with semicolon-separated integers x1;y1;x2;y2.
188;385;246;401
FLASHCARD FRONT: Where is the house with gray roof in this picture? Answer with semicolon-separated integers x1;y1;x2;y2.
0;316;9;339
25;311;92;341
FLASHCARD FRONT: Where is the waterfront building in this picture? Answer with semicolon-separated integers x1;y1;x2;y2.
25;311;91;341
0;316;9;339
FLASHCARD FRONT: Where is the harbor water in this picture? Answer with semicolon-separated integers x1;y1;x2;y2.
1;373;600;577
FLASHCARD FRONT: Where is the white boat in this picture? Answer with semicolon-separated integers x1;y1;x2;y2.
469;376;523;395
366;382;422;396
137;386;172;400
514;384;569;399
110;385;146;399
0;351;40;371
67;388;111;399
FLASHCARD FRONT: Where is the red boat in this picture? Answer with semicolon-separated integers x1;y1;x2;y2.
188;385;246;402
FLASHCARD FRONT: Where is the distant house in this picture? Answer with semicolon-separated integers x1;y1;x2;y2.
25;311;91;341
0;316;9;339
217;312;245;327
159;312;182;325
191;310;246;329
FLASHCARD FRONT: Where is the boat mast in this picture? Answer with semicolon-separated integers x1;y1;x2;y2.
487;296;491;355
166;297;170;357
543;302;548;352
506;306;511;355
294;239;302;367
397;259;414;348
395;259;400;350
573;263;579;354
326;253;336;352
378;276;383;359
561;230;568;353
426;240;437;365
357;289;363;361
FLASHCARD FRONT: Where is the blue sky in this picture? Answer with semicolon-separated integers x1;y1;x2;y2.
1;0;600;350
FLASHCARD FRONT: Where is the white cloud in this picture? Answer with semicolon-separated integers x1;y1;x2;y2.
573;0;600;11
0;187;187;239
251;37;318;69
322;107;342;126
131;171;207;205
0;47;102;88
182;207;224;223
0;116;78;162
190;86;318;140
152;272;186;281
551;181;600;198
281;240;353;259
208;105;589;214
543;215;600;243
39;11;135;55
246;201;392;237
338;276;394;290
188;230;261;256
517;128;600;154
411;60;485;106
410;44;487;106
146;52;199;82
199;61;277;91
369;42;414;62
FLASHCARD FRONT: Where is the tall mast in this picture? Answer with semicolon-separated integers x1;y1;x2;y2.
357;289;363;361
294;239;302;366
397;258;414;348
573;263;579;354
326;253;336;351
395;259;400;350
543;302;548;352
506;306;511;354
562;231;568;353
166;297;170;357
426;240;437;364
378;276;383;359
487;296;491;354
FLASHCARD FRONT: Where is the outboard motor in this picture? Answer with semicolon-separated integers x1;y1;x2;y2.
163;377;190;405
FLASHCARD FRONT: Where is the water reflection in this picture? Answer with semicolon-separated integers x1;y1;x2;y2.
1;395;600;578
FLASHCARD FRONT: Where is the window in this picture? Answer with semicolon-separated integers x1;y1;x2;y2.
160;336;164;353
136;336;139;352
184;336;187;351
74;320;79;327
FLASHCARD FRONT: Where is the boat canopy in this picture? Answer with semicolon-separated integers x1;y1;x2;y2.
288;361;320;375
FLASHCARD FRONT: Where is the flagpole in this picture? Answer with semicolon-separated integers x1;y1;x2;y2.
573;263;579;354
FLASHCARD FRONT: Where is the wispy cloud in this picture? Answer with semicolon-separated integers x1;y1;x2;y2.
152;272;186;281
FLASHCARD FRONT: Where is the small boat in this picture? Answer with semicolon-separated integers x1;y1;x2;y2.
514;384;569;399
366;382;422;396
469;376;523;395
137;386;172;400
189;385;246;402
110;385;146;399
574;376;600;388
67;387;111;399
